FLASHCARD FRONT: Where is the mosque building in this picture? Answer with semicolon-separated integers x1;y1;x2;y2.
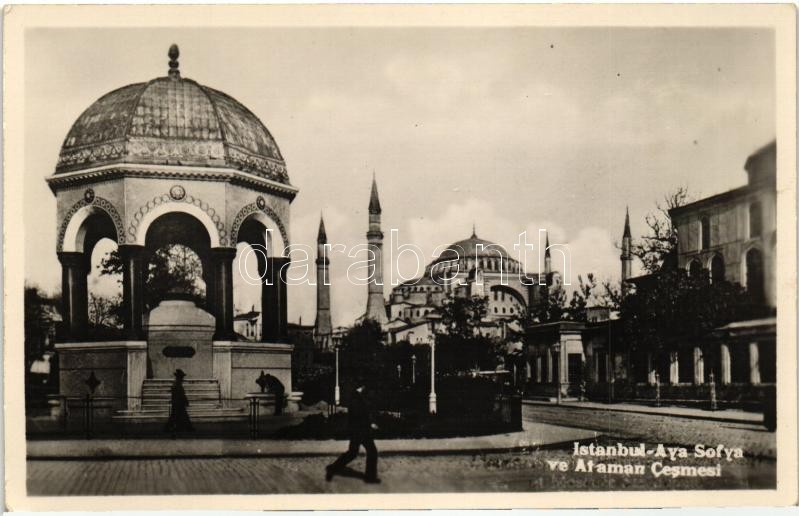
313;177;557;347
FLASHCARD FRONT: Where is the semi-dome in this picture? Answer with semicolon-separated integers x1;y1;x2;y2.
55;45;288;184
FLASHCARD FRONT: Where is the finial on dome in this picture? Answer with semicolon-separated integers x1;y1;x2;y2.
168;44;180;79
471;223;477;239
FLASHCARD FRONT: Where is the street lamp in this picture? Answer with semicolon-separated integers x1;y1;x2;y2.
334;345;341;406
411;354;417;385
429;341;437;414
553;343;562;405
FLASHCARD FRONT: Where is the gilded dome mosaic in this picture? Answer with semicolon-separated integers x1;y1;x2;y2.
55;45;289;184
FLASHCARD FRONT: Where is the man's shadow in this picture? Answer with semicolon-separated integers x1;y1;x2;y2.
331;466;367;481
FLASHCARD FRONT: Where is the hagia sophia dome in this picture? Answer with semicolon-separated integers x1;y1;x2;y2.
425;228;522;275
54;45;289;185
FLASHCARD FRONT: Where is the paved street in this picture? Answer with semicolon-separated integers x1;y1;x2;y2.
522;403;776;458
27;404;776;495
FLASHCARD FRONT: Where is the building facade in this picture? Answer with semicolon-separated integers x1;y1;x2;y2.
667;140;776;387
523;140;777;404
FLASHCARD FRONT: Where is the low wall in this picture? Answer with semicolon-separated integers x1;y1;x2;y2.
584;381;775;410
54;341;147;412
213;341;293;408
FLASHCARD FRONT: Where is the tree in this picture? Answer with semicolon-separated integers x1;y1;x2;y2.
620;267;761;374
24;285;55;374
533;283;567;323
436;295;487;340
568;273;600;322
339;319;385;386
434;294;503;373
600;280;622;312
88;293;122;329
631;187;689;274
100;243;205;309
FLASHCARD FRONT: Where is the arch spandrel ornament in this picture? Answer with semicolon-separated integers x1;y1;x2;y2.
230;200;290;257
57;195;126;252
128;190;227;247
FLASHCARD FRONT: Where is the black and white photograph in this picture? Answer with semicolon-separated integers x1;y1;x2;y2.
4;4;797;510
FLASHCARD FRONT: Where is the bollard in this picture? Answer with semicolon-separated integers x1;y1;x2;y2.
709;371;718;411
84;394;94;440
248;397;261;438
654;373;661;408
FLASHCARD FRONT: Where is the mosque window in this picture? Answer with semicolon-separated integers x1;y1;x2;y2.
494;307;498;314
749;202;763;238
700;216;711;250
688;259;702;277
502;307;506;314
710;254;725;284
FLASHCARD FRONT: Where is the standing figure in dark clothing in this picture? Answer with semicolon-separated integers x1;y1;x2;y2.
326;384;380;483
165;369;193;436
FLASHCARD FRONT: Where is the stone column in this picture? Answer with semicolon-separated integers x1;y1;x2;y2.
126;342;147;410
535;356;542;383
119;245;146;340
647;352;656;385
57;251;89;341
211;247;237;341
720;342;732;385
669;351;679;385
262;257;290;342
693;346;704;385
202;257;216;322
749;342;761;385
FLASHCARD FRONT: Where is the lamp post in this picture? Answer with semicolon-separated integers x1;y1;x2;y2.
334;345;341;406
429;341;437;414
411;354;417;385
553;343;562;405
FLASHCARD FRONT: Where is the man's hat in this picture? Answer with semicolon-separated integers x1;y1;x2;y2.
174;369;186;379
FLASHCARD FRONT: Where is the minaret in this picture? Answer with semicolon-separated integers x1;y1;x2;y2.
544;232;552;277
364;176;388;325
314;216;332;350
621;207;633;284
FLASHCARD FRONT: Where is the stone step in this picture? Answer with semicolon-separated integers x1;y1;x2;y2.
114;378;245;422
141;390;221;396
141;402;223;409
142;384;220;388
133;405;232;414
143;379;219;383
112;409;247;422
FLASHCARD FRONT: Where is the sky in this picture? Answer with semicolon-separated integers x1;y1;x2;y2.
24;27;775;326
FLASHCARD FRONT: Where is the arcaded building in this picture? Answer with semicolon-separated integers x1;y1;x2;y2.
668;140;776;386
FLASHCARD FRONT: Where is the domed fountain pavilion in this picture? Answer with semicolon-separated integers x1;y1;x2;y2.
47;45;298;419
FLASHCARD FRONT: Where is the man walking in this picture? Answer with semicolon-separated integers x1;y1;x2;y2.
164;369;194;437
326;383;380;483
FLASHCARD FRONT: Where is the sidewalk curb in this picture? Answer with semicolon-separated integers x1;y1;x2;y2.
522;399;763;425
27;424;600;460
27;439;589;461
